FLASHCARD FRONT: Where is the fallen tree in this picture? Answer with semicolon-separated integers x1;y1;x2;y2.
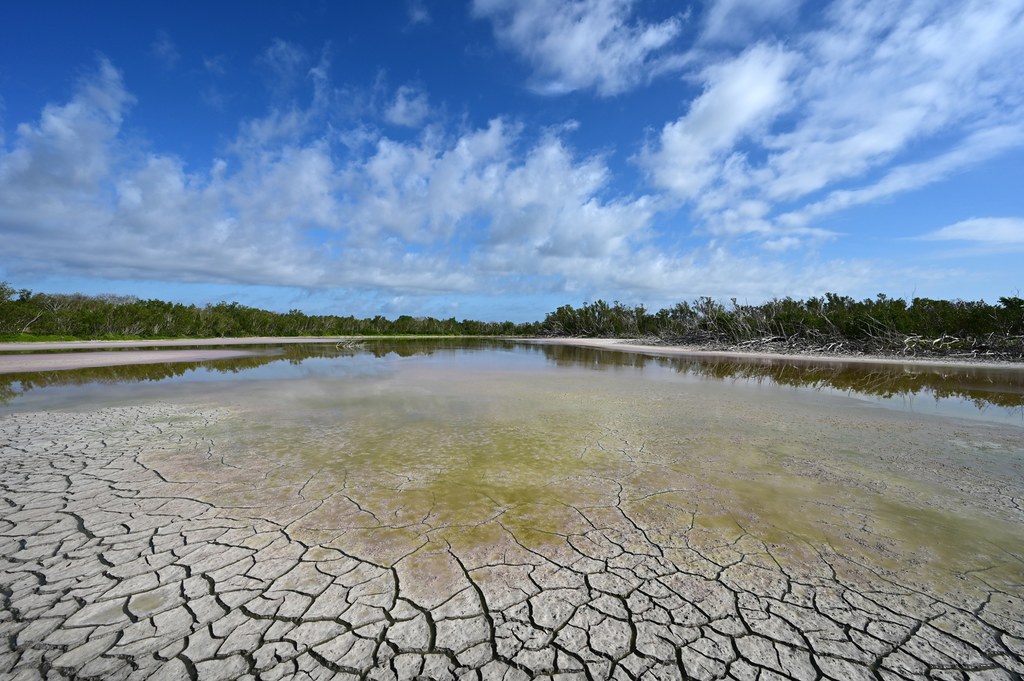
540;295;1024;361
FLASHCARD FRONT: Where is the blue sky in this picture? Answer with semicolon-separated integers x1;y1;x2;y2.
1;0;1022;322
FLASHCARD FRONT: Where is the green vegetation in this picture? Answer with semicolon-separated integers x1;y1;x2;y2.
0;282;536;340
539;294;1024;359
2;281;1022;359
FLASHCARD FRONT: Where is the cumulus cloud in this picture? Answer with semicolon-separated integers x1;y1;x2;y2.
0;59;332;287
6;0;1022;316
0;58;131;203
340;117;657;293
472;0;685;96
0;59;660;298
384;86;430;127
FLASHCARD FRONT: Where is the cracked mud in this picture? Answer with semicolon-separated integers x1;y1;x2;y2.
2;347;1023;680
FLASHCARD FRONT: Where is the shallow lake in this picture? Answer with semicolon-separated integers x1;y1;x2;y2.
2;340;1023;679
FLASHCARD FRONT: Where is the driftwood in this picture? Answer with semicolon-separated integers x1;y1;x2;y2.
648;332;1024;362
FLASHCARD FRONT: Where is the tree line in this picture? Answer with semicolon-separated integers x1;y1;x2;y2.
2;281;1022;359
538;294;1024;358
0;282;537;339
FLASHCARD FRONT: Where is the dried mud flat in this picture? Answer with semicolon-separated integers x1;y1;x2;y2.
2;375;1024;680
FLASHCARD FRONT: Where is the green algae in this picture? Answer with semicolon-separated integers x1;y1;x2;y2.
81;343;1024;596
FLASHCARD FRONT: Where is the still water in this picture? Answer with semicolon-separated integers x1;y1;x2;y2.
3;339;1023;589
4;338;1024;680
3;339;1023;422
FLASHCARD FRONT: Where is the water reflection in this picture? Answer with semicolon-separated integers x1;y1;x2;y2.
0;344;346;404
0;340;515;404
360;337;518;358
1;339;1022;415
529;343;1024;412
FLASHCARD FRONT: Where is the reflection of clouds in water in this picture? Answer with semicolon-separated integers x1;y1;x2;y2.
167;359;1024;591
529;342;1024;417
1;341;1022;422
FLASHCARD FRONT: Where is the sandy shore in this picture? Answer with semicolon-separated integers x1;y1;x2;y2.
2;335;1022;373
0;337;351;374
0;349;259;374
0;336;354;352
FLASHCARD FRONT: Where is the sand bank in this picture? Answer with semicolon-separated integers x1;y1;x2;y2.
0;336;353;352
2;335;1022;373
0;349;257;374
0;337;356;373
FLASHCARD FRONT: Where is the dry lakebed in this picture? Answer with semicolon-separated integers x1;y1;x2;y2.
1;339;1022;680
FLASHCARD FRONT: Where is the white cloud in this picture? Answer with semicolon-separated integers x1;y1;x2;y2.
0;60;332;287
641;43;796;200
472;0;685;96
341;118;656;282
0;58;131;200
779;124;1024;227
0;60;661;299
760;0;1024;203
571;243;895;304
921;217;1024;244
639;0;1024;253
6;11;1020;316
384;86;430;127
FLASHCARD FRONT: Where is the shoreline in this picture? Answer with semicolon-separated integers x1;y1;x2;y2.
522;337;1024;370
0;349;259;374
0;336;460;374
0;336;365;352
0;335;1021;373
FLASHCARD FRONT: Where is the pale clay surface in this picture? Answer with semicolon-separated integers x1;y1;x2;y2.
0;350;256;375
2;358;1023;681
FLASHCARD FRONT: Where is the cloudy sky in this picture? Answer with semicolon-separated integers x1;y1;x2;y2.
1;1;1022;321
